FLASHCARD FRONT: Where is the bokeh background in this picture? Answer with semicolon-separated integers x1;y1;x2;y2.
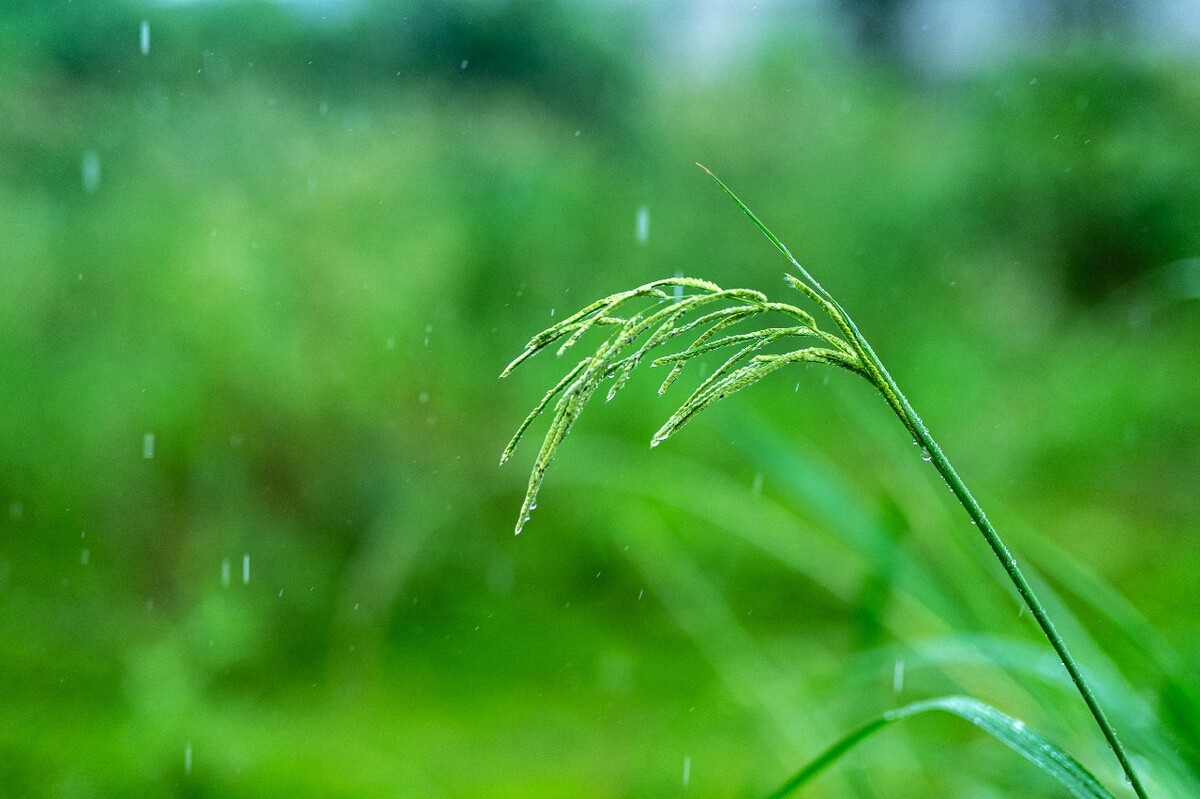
1;1;1198;796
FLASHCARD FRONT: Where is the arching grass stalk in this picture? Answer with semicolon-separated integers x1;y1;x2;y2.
499;166;1148;797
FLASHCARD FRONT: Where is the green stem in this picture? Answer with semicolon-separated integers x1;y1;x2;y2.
855;337;1149;799
697;163;1147;795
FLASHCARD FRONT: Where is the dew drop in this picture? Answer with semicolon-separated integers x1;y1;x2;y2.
920;448;931;462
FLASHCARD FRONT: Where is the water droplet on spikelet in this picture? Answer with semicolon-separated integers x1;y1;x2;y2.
920;448;932;462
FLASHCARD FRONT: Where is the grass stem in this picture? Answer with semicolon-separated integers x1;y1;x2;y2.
701;164;1149;797
876;367;1150;799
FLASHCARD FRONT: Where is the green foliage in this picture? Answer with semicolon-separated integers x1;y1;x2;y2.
502;173;1149;796
2;2;1199;795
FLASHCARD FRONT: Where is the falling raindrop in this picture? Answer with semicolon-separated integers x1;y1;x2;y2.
893;658;905;694
184;743;192;775
139;21;150;56
242;553;250;585
636;205;650;245
81;152;101;193
220;558;231;587
460;59;469;69
80;549;90;566
682;756;691;788
142;433;155;459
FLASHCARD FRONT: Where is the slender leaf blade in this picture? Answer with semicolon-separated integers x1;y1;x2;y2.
767;695;1117;799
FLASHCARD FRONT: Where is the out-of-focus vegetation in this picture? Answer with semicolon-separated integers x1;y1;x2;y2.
0;2;1197;796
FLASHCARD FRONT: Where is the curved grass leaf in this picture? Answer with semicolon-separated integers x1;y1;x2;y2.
766;695;1116;799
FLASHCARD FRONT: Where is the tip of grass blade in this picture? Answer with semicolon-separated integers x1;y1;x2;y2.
695;164;836;307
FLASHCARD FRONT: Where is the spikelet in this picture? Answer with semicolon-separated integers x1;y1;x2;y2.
499;274;863;534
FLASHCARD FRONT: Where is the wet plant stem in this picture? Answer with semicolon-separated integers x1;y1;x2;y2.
503;165;1151;797
851;330;1149;799
701;162;1149;797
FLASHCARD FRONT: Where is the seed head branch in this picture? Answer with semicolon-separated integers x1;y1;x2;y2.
501;278;864;534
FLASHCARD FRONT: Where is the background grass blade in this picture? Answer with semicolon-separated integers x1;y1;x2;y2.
768;695;1117;799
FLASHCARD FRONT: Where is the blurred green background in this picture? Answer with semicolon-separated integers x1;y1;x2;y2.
1;1;1198;796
